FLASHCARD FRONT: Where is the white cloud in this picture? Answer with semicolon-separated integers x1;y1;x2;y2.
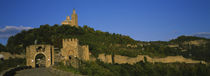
0;26;32;32
194;32;210;35
0;26;33;39
193;32;210;39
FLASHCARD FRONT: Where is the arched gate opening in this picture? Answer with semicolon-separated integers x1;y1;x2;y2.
35;53;46;67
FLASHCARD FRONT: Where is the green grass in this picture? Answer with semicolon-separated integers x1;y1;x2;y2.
53;62;80;74
0;58;25;72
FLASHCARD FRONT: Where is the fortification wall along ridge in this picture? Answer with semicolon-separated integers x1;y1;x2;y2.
98;54;112;64
97;53;206;64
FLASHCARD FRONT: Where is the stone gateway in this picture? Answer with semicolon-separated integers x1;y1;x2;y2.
26;45;54;68
26;38;90;68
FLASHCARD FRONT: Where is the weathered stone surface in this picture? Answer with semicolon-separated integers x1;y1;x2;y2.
152;56;204;64
61;38;90;66
97;53;206;65
114;55;146;65
25;38;90;68
98;54;112;64
26;45;54;68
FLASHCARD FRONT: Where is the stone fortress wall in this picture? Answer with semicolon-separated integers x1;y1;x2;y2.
97;53;207;64
78;45;89;61
26;45;54;68
24;38;90;68
61;38;90;63
98;54;112;64
24;38;208;68
97;40;208;64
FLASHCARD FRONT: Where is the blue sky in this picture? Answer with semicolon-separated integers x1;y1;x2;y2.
0;0;210;45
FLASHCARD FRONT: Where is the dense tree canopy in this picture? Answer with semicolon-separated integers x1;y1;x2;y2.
0;43;6;52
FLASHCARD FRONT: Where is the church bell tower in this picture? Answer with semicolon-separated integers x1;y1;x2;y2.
61;9;78;27
71;9;78;26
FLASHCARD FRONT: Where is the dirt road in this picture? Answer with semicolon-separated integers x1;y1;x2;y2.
15;68;55;76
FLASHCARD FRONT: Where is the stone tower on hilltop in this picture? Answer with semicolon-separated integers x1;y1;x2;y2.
61;38;90;65
61;9;78;27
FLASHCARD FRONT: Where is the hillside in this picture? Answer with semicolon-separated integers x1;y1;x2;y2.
5;24;136;56
2;24;210;62
1;24;210;76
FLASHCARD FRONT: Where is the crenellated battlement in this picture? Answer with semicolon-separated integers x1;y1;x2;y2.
62;38;78;43
62;38;79;50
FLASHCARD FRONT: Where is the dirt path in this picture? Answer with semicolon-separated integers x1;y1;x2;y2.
15;68;55;76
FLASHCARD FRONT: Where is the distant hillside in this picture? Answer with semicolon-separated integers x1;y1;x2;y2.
170;35;209;43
